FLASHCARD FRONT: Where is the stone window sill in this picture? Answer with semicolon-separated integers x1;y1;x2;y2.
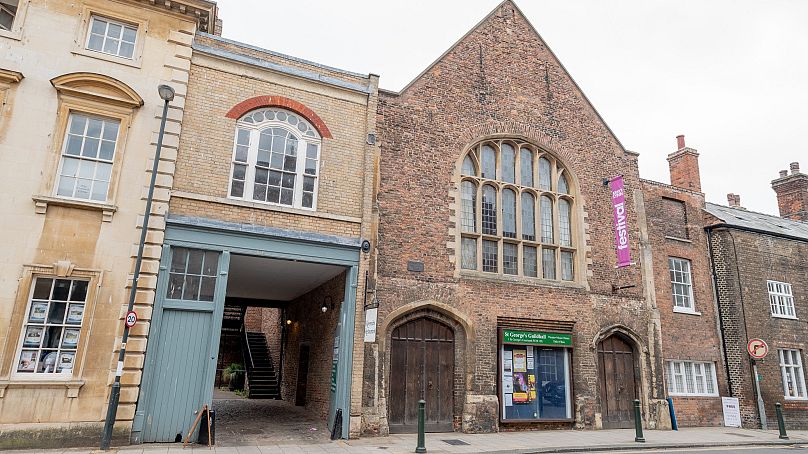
673;307;701;316
0;379;85;398
71;48;143;69
771;314;799;321
665;236;692;244
33;195;117;222
459;270;585;290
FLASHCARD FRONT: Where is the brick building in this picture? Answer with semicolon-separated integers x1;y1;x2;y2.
365;1;673;435
0;0;215;447
706;164;808;429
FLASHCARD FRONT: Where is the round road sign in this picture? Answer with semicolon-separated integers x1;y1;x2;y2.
747;338;769;359
125;310;138;328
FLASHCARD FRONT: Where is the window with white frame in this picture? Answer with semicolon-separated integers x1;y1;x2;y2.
55;113;119;202
0;0;18;31
86;15;137;59
768;281;796;318
665;360;718;396
669;257;695;312
779;349;807;399
229;108;322;210
15;278;88;376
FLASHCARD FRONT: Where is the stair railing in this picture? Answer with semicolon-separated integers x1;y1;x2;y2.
242;324;255;370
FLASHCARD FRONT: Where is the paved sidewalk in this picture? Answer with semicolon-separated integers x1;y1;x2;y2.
7;427;808;454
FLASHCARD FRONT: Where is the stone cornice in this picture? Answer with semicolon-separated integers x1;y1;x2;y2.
0;68;23;84
123;0;218;33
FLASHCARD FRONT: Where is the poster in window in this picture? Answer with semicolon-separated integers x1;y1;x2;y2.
528;374;537;401
57;352;75;373
527;346;535;369
40;351;58;373
62;329;80;349
504;394;513;406
66;304;84;324
513;349;527;372
512;372;531;403
23;326;44;347
29;302;48;322
17;351;36;372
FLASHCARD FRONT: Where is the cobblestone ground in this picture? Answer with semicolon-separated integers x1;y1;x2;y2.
211;393;331;446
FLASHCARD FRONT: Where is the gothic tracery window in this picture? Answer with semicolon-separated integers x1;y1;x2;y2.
458;139;576;281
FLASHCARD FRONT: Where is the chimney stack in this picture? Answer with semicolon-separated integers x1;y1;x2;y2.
727;193;741;208
667;134;702;193
772;162;808;221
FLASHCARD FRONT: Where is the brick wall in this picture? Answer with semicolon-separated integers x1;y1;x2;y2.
771;165;808;222
710;227;808;428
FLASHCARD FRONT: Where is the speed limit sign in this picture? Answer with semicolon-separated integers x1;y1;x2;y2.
125;310;138;328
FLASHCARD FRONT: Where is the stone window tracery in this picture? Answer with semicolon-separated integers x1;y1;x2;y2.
458;139;576;281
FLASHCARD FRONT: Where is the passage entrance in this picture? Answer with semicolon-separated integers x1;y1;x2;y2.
597;334;637;429
389;318;454;433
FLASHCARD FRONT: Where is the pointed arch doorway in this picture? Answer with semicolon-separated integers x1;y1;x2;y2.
388;317;454;433
597;334;638;429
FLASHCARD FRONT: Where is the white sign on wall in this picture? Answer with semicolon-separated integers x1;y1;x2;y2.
363;308;378;343
722;396;742;427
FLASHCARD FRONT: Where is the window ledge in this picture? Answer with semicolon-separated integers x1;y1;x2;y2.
784;397;808;402
172;191;362;224
0;379;85;398
32;195;117;222
771;314;798;320
673;307;701;316
0;28;23;41
665;236;692;244
459;269;585;290
71;48;143;69
668;394;719;398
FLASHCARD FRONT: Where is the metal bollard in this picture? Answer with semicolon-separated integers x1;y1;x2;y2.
416;399;427;453
666;397;678;431
634;399;645;442
775;402;788;440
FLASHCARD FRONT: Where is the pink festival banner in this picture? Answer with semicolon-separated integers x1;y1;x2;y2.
609;176;631;267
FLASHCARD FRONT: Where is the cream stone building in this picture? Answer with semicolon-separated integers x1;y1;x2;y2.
0;0;216;447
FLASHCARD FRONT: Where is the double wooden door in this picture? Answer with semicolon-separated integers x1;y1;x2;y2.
597;335;638;429
389;318;454;433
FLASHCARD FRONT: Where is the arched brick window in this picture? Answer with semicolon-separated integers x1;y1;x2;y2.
458;139;576;281
228;108;322;210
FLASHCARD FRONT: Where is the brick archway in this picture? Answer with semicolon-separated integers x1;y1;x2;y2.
225;95;333;139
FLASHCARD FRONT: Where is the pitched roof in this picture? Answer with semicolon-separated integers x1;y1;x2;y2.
705;202;808;241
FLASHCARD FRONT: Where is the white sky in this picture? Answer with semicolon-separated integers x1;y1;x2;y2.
214;0;808;215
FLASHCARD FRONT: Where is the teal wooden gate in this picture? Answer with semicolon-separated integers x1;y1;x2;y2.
137;246;229;443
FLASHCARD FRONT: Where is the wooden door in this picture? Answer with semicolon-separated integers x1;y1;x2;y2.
139;247;228;443
295;345;310;406
597;335;637;429
389;318;454;433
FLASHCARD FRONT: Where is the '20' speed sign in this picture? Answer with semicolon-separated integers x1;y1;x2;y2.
125;310;138;328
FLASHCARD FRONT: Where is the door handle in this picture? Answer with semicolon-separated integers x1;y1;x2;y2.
428;380;433;390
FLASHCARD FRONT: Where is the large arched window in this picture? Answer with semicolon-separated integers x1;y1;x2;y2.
458;139;577;281
228;108;322;210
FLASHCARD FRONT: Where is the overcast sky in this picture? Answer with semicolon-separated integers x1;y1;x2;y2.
214;0;807;215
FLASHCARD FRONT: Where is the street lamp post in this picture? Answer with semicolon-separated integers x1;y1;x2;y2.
100;84;175;450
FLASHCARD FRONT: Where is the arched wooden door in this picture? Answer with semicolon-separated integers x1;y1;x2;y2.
597;334;638;429
389;318;454;433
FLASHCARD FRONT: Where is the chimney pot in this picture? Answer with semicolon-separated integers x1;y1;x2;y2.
727;193;741;208
676;135;685;150
780;170;789;178
791;162;800;174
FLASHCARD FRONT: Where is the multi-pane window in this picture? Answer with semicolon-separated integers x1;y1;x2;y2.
0;0;18;31
229;108;322;210
56;113;119;202
459;140;575;281
86;16;137;59
768;281;796;318
665;360;718;396
167;248;221;302
779;349;807;399
16;278;88;376
669;257;695;312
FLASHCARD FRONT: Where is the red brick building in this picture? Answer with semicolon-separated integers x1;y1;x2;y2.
364;1;672;434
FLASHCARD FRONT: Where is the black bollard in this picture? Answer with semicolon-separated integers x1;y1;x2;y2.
416;399;427;453
633;399;645;442
775;402;788;440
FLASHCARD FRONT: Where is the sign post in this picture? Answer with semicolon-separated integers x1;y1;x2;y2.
747;338;769;430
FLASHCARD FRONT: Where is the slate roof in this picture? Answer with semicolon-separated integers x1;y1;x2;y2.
705;202;808;241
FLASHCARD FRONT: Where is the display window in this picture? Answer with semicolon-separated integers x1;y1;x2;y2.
499;329;573;421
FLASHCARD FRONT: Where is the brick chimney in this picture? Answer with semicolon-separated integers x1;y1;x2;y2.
772;162;808;221
667;135;702;192
727;193;741;208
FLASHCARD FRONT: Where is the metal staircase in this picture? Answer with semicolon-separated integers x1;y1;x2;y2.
244;331;280;399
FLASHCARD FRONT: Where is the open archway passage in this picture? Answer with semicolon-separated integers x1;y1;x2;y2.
389;318;454;433
597;334;638;429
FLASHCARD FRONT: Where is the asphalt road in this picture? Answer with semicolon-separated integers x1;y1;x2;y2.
567;446;808;454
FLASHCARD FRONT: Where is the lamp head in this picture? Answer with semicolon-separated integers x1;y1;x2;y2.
158;84;175;102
